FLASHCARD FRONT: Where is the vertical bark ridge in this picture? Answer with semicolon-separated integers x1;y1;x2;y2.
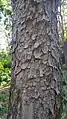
7;0;61;119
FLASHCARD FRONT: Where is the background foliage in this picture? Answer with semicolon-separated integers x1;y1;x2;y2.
0;49;11;86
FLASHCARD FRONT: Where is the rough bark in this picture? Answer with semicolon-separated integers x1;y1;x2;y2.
7;0;61;119
64;41;67;68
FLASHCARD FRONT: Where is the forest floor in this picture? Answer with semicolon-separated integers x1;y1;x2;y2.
0;86;9;119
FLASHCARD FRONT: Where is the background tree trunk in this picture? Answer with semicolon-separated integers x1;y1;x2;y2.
7;0;61;119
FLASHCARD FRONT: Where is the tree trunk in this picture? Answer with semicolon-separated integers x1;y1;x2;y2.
7;0;61;119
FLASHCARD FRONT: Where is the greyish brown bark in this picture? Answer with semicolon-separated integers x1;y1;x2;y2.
7;0;61;119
